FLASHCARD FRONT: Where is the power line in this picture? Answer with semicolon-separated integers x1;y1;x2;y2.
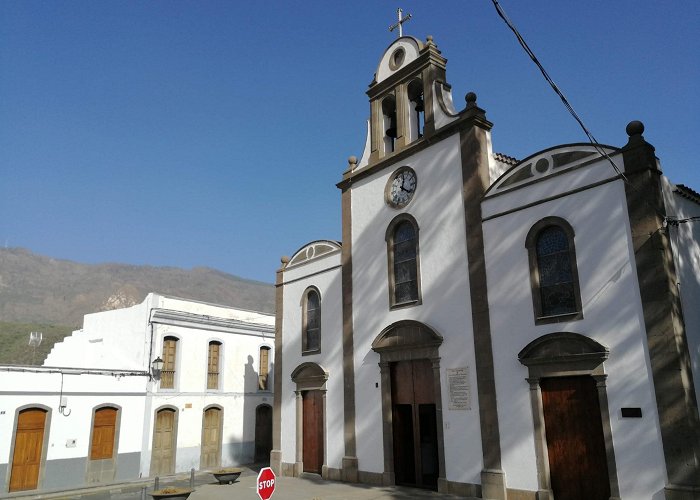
489;0;700;228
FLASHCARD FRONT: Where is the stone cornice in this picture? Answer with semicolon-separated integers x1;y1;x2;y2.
150;308;274;336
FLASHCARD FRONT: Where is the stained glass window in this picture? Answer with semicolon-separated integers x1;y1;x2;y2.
303;289;321;353
393;221;418;304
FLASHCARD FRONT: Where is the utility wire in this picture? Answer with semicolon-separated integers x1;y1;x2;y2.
488;0;700;228
489;0;628;182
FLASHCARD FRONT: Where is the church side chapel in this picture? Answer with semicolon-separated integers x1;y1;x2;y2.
272;24;700;500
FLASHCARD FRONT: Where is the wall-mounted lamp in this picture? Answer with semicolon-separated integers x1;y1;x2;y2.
151;356;164;381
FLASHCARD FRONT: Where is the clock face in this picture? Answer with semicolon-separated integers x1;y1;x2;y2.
387;167;417;207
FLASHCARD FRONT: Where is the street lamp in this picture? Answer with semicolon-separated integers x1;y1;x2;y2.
151;357;164;381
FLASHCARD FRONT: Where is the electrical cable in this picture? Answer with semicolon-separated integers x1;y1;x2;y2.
489;0;700;227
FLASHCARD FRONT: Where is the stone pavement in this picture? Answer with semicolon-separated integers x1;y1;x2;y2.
7;464;477;500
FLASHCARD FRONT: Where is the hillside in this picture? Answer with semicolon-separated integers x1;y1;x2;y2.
0;248;275;364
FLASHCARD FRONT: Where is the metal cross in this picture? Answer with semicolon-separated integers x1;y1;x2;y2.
388;8;412;38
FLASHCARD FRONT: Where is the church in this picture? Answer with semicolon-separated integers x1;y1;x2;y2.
271;33;700;499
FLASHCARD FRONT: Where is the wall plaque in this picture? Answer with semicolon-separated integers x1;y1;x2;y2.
447;367;470;410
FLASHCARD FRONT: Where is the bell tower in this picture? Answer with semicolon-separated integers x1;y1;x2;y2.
367;35;448;164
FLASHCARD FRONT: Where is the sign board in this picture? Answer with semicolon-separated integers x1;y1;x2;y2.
447;367;471;410
257;466;276;500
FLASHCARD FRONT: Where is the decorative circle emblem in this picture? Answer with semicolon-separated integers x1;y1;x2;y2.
386;167;417;208
389;47;405;70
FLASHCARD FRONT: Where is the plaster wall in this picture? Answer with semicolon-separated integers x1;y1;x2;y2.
663;180;700;408
350;133;483;484
483;168;667;498
279;252;343;469
0;370;146;492
44;296;153;371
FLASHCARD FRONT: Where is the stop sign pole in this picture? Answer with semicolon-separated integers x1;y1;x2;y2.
257;466;276;500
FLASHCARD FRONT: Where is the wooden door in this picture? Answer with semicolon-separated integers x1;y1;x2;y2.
254;405;273;462
9;408;47;492
541;376;610;500
200;407;221;469
302;390;323;473
90;407;117;460
390;359;438;489
151;409;176;476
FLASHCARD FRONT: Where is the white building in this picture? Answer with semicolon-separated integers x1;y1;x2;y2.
272;35;700;499
0;293;274;495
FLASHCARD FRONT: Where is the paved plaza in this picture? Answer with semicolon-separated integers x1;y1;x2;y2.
8;465;476;500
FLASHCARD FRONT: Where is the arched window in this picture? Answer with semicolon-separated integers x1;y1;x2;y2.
161;336;178;389
258;346;271;391
526;217;582;323
302;287;321;354
386;214;421;308
207;341;221;390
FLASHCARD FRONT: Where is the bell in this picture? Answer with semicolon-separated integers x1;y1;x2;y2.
386;127;397;138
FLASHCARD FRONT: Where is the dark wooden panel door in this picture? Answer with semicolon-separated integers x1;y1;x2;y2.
151;409;176;476
390;359;438;490
255;405;273;463
9;408;46;492
302;390;323;473
541;376;610;500
200;407;221;469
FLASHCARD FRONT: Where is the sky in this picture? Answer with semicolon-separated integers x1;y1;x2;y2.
2;1;698;284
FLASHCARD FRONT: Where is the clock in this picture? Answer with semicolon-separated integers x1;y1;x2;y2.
387;167;417;208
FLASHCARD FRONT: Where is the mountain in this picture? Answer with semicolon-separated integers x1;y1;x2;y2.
0;247;275;328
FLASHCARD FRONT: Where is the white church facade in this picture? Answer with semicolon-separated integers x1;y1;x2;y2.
0;293;274;495
272;35;700;499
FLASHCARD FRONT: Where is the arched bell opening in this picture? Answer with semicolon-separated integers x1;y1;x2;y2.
407;79;424;142
382;95;398;154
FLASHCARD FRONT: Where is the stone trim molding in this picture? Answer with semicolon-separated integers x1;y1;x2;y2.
340;181;359;482
460;117;507;499
621;121;700;495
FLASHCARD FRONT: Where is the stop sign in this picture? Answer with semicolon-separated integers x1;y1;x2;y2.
257;466;276;500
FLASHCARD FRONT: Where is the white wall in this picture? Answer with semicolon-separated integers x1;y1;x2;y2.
279;250;344;469
350;134;484;484
483;156;667;498
663;179;700;408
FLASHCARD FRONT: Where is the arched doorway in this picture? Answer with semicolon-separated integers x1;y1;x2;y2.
371;320;446;490
150;407;177;476
9;407;49;492
254;404;273;463
200;406;222;469
518;332;620;500
290;362;328;477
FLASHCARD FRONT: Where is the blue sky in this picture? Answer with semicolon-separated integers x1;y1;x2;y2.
2;1;698;283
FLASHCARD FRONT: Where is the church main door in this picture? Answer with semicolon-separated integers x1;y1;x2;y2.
302;390;324;474
390;359;439;489
541;376;610;500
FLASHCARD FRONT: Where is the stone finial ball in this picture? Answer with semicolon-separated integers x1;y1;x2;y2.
281;256;290;264
626;120;644;137
426;35;434;43
348;156;357;165
465;92;477;104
